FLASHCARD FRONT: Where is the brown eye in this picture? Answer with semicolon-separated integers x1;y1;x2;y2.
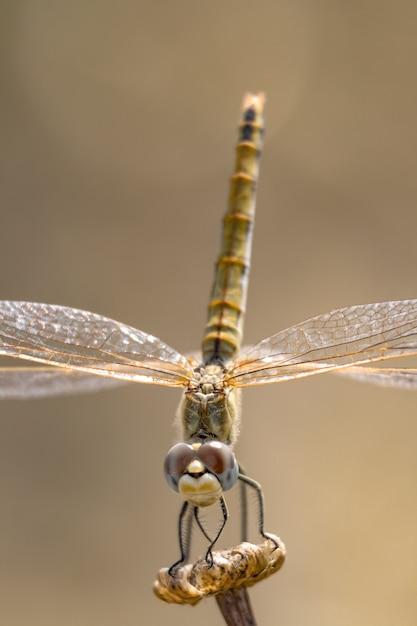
197;441;238;491
163;443;196;492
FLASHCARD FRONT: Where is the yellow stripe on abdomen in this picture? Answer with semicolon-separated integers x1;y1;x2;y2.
202;94;265;364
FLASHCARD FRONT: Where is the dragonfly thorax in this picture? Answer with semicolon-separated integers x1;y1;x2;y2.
177;364;241;445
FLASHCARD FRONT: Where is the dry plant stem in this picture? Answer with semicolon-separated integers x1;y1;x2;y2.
153;535;285;605
216;587;257;626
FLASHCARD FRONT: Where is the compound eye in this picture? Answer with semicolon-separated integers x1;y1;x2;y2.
197;441;239;491
163;443;196;492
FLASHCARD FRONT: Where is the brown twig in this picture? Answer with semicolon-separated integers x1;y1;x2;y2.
153;534;285;621
215;586;257;626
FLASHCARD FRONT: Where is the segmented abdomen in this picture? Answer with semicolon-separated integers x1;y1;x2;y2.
202;93;265;364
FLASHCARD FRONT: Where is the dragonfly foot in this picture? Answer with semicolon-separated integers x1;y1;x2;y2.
261;531;280;551
204;548;214;568
168;558;186;577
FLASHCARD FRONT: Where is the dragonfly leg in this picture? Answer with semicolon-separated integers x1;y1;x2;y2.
193;506;213;543
238;463;249;542
237;473;279;551
203;496;229;567
168;501;191;575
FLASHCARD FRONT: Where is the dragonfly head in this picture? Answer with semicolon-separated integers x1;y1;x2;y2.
163;441;239;507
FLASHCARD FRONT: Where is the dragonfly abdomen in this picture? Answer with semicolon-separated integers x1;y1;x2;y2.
202;94;265;364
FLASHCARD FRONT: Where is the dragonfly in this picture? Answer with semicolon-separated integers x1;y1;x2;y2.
2;93;417;576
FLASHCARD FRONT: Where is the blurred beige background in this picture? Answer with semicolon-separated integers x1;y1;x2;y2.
1;1;417;625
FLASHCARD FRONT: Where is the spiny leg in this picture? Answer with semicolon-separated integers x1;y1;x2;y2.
203;496;229;567
193;506;214;544
238;463;249;542
238;473;279;550
168;501;191;575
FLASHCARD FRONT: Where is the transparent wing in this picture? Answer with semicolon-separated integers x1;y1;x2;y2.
0;301;195;388
226;300;417;387
0;366;128;399
334;366;417;390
